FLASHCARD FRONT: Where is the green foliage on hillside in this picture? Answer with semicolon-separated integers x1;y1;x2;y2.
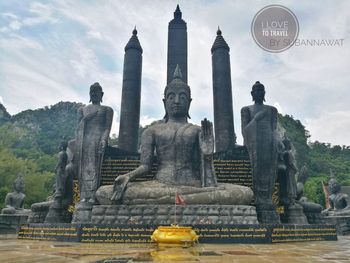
11;102;83;156
0;102;82;209
0;124;54;209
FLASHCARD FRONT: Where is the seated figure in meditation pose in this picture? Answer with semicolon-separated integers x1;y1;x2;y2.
1;174;30;215
322;174;350;216
96;66;253;205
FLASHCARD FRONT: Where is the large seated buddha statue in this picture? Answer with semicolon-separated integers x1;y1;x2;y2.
96;66;253;206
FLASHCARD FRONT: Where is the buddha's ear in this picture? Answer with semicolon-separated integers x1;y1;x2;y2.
187;98;192;119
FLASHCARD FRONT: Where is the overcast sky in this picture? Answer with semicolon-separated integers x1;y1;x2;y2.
0;0;349;146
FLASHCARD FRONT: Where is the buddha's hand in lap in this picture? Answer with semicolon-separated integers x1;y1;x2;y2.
111;173;130;203
199;118;214;155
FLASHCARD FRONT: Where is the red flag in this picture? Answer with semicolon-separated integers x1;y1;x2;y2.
175;193;186;205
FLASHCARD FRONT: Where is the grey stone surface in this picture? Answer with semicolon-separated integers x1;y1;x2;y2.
285;203;308;224
72;202;93;224
241;81;280;224
91;205;258;225
97;181;253;205
0;214;28;234
118;28;143;153
74;82;113;205
211;28;236;152
101;66;253;208
27;201;52;223
167;5;187;84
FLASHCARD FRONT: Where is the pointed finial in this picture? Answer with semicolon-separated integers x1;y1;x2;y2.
133;26;137;36
173;64;183;79
217;26;222;36
174;4;182;19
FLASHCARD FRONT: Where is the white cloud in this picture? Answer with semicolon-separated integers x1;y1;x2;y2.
24;2;58;25
86;30;103;40
2;12;18;19
305;111;350;146
0;96;4;104
140;115;158;127
273;102;283;115
9;20;21;30
0;0;349;146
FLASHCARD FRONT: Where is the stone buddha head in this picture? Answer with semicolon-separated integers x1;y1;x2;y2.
251;81;266;103
13;174;24;193
163;65;191;121
328;178;341;195
89;82;104;104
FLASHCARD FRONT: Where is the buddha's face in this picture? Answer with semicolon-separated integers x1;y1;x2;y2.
329;179;341;194
164;87;191;119
90;88;103;104
14;179;24;193
251;86;265;103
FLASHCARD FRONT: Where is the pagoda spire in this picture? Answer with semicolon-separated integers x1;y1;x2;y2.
118;27;143;153
125;26;143;53
211;28;236;151
167;5;187;84
211;26;229;53
174;4;182;20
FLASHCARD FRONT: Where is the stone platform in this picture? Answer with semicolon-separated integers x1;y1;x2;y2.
325;215;350;235
91;205;259;225
0;214;28;234
17;223;337;244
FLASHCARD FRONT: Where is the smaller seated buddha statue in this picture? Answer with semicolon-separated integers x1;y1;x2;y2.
96;66;253;206
1;174;30;215
322;175;350;216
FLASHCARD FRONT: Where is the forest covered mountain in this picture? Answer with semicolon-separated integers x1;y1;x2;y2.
0;102;349;209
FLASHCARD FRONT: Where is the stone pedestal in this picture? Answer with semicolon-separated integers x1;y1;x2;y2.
324;215;350;235
257;210;280;224
72;202;93;223
285;203;308;224
27;201;52;223
44;202;71;223
256;203;280;224
91;205;258;225
0;214;29;234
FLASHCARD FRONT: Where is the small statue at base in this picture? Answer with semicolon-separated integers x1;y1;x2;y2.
1;174;30;215
278;136;298;207
277;136;308;224
45;140;74;223
96;66;253;206
54;140;69;204
295;166;323;216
